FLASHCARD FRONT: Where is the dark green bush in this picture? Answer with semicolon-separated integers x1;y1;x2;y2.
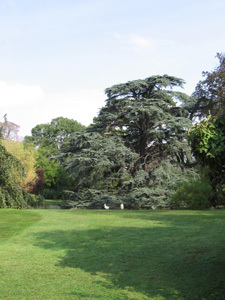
215;183;225;206
170;180;213;209
42;188;63;200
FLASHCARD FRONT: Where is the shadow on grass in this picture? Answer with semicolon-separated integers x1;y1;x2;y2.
34;213;225;300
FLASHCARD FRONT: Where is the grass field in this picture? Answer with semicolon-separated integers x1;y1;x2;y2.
0;209;225;300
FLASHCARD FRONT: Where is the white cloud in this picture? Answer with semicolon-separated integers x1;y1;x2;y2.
130;35;154;51
0;81;106;137
112;33;155;53
113;32;122;40
0;81;44;107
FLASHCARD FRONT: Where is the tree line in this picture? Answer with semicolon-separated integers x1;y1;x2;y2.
0;53;224;209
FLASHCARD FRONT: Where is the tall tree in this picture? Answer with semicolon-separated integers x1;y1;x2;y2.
94;75;193;172
61;75;196;208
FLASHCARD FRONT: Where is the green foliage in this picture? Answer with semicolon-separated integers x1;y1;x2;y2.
60;75;196;208
170;179;213;209
95;75;192;171
2;139;38;192
24;117;84;198
24;117;85;153
0;143;44;208
34;147;77;193
189;54;225;206
62;189;121;209
189;113;225;206
61;131;138;191
189;114;225;168
30;169;45;195
42;188;63;200
191;53;225;119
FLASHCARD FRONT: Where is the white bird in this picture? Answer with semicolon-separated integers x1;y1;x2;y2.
104;204;110;210
120;203;124;210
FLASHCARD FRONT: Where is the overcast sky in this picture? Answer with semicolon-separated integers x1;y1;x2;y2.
0;0;224;137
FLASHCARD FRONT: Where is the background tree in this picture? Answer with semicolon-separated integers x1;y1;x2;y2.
0;114;20;140
24;117;85;153
25;117;85;199
35;147;75;199
188;53;225;207
191;53;225;119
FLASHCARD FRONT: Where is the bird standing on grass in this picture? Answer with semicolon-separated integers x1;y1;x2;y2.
104;204;110;209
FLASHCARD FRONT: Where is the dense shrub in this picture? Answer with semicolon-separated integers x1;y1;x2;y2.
0;143;44;208
30;169;45;194
1;140;37;192
42;188;63;200
170;180;213;209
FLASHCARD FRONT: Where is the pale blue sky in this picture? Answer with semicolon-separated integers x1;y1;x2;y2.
0;0;224;136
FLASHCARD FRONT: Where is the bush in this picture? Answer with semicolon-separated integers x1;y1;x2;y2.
0;186;45;208
0;143;45;208
215;183;225;206
170;180;213;209
42;188;63;200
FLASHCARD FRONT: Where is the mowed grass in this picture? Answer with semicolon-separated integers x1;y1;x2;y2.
0;209;225;300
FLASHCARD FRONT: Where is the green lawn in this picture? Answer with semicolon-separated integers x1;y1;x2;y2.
0;209;225;300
